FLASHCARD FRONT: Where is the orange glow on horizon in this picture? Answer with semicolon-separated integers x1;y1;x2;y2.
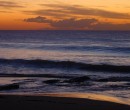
0;0;130;30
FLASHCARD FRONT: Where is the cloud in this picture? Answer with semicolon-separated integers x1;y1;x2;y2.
92;23;130;30
50;18;97;29
24;16;98;29
0;1;23;8
24;16;130;30
24;16;51;23
24;4;130;19
24;9;70;19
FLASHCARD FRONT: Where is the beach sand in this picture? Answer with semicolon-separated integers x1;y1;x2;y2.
0;93;130;110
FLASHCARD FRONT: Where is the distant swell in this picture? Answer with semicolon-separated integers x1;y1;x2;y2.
0;59;130;73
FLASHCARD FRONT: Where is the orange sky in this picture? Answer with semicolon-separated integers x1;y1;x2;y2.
0;0;130;30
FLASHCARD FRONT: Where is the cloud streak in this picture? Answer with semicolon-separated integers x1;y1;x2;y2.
24;4;130;19
24;16;130;30
0;1;24;8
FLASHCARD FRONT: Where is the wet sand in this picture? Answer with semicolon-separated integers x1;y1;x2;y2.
0;93;130;110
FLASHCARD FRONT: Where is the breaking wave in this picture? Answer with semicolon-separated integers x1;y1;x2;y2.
0;58;130;73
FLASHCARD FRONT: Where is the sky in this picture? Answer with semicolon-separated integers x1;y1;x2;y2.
0;0;130;30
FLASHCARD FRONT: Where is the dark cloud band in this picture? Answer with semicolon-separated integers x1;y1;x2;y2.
24;16;97;29
24;16;130;30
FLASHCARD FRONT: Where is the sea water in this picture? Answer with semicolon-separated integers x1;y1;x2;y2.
0;30;130;100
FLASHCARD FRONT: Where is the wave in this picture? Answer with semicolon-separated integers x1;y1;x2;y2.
0;58;130;73
0;73;74;78
1;43;130;53
1;73;130;83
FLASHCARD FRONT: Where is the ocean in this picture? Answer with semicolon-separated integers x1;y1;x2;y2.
0;30;130;100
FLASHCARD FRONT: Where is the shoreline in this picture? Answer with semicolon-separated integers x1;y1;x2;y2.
0;93;130;110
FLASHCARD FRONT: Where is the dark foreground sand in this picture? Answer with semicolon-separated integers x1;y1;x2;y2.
0;93;130;110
